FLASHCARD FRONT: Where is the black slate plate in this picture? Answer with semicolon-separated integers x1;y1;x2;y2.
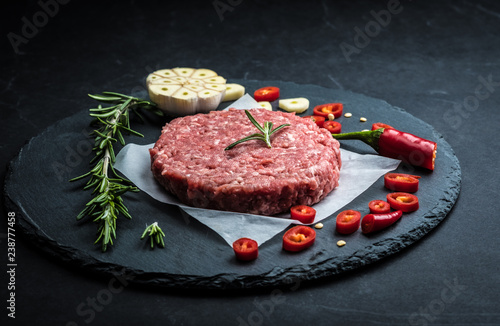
4;80;461;289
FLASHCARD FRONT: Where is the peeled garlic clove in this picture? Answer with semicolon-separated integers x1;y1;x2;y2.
149;77;181;86
204;83;225;92
148;84;182;97
169;76;188;84
183;84;204;92
147;74;163;84
172;67;195;77
257;101;272;111
222;83;245;102
191;69;218;79
203;76;226;84
279;97;309;113
152;69;175;79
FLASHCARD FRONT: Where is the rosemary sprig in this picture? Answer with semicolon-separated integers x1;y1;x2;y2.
141;222;166;249
224;110;290;150
70;91;163;252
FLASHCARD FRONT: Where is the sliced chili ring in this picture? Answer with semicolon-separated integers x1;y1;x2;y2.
232;238;258;261
290;205;316;224
303;115;325;128
282;225;316;252
313;103;343;118
361;210;403;234
254;86;280;102
387;192;419;212
371;122;394;131
335;210;361;234
384;173;421;192
323;120;342;134
368;200;391;214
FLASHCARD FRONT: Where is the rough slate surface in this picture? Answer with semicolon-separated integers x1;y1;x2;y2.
4;80;461;289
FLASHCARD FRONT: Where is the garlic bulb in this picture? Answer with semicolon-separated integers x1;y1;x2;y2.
147;68;226;116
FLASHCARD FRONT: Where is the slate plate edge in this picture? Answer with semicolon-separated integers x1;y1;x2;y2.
3;81;462;290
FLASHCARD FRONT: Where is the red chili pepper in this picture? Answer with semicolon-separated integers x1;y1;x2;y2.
232;238;258;261
282;225;316;252
290;205;316;224
313;103;343;118
303;115;325;128
254;86;280;102
384;173;421;192
336;210;361;234
368;200;391;214
372;122;394;131
361;210;403;234
323;120;342;134
387;192;419;212
331;128;437;170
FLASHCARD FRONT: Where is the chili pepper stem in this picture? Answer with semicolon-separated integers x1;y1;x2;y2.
331;128;384;152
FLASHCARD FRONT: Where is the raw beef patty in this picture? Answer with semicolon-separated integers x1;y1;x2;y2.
150;109;341;216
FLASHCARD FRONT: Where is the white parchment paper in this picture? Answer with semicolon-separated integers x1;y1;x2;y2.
114;95;401;246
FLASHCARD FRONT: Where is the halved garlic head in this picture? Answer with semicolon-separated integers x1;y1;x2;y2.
147;68;227;116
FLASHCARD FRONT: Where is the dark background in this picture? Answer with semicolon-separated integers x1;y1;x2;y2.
1;0;499;325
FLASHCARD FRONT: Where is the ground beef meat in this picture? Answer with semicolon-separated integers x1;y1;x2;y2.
150;109;341;216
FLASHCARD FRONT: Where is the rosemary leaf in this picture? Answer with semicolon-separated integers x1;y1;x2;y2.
88;94;123;102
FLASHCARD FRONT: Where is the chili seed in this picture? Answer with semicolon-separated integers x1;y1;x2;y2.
327;113;335;121
314;223;324;229
360;117;367;122
337;240;346;247
344;113;352;118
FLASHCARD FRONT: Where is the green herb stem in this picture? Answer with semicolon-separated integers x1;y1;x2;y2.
141;222;166;249
71;92;163;252
331;128;384;152
225;110;289;150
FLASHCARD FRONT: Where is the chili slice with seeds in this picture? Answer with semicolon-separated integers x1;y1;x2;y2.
290;205;316;224
387;192;419;212
368;200;391;214
282;226;316;252
254;86;280;102
313;103;343;118
384;173;421;192
336;210;361;234
323;120;342;134
232;238;258;261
